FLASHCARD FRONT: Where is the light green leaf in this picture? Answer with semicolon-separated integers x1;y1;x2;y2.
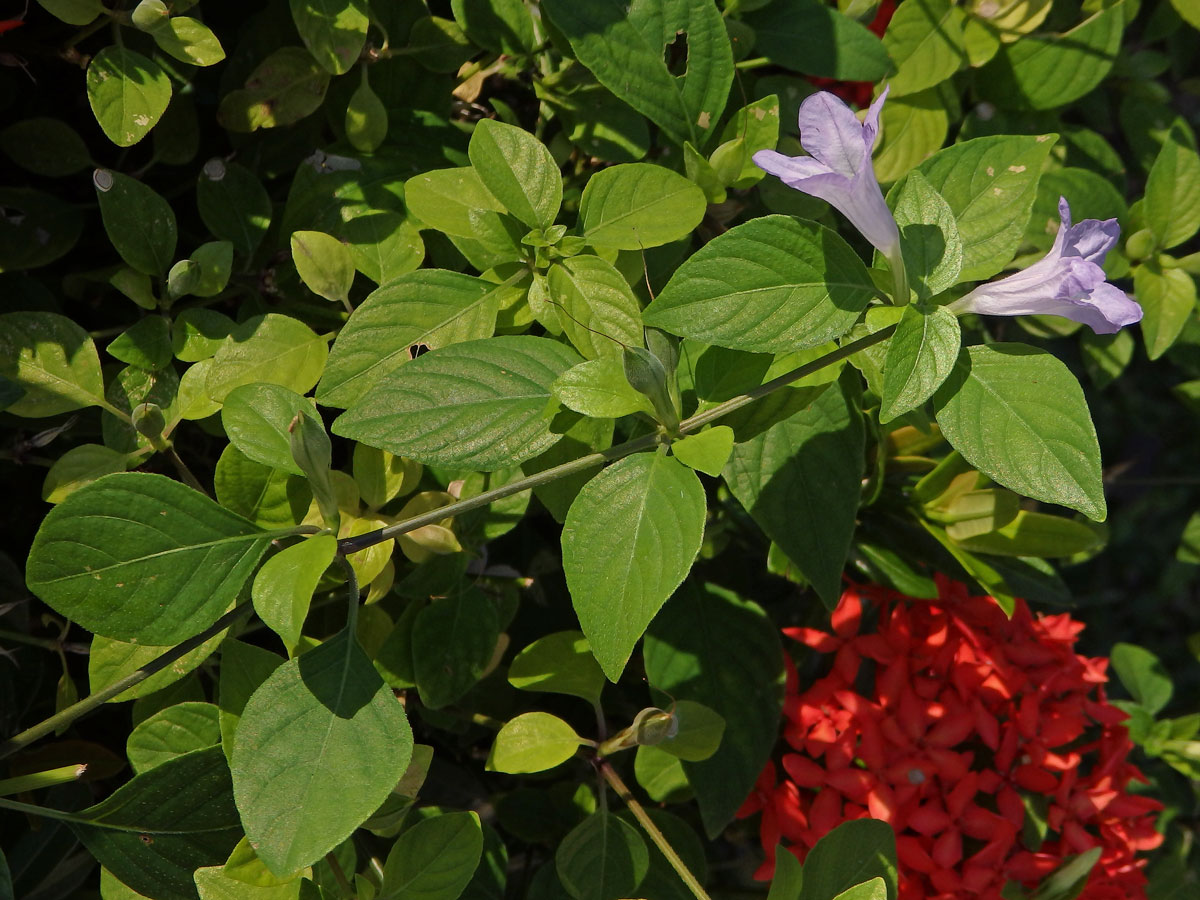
68;747;241;900
206;314;329;402
914;133;1058;280
555;811;649;900
744;0;890;81
889;170;963;299
547;256;643;359
655;701;724;762
94;168;178;277
716;95;783;188
318;271;509;409
832;878;888;900
644;216;876;353
933;343;1106;521
1171;0;1200;28
196;159;272;258
634;745;690;804
1134;262;1195;360
404;166;508;238
553;357;656;419
127;701;221;773
1111;643;1172;715
873;89;950;183
563;453;706;682
42;444;129;504
217;48;331;131
289;410;340;532
291;231;354;303
346;70;388;153
27;473;273;644
353;444;421;510
214;446;312;530
251;536;336;651
0;311;106;417
1145;121;1200;251
724;377;864;607
86;47;171;147
381;811;483;900
579;163;707;250
148;16;227;67
488;713;583;774
508;631;606;704
879;304;961;423
882;0;966;96
90;628;228;703
469;119;562;229
332;336;581;470
798;820;897;900
671;426;734;477
36;0;104;25
217;639;285;762
542;0;732;147
289;0;369;74
412;589;500;709
232;627;413;875
108;317;173;371
949;509;1101;557
190;242;235;298
978;3;1124;110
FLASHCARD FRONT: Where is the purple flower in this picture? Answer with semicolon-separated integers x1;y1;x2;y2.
948;197;1143;335
753;87;900;260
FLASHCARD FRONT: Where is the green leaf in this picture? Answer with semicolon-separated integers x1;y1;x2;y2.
196;159;272;259
319;270;508;409
217;639;285;762
90;628;228;703
553;357;656;419
291;231;355;303
42;444;129;504
214;447;312;530
0;118;91;177
563;453;706;682
724;377;865;607
68;747;241;900
578;163;707;250
381;811;483;900
452;0;536;54
716;95;783;188
353;445;421;510
634;745;690;804
978;4;1123;110
108;317;173;371
346;70;388;154
655;701;724;762
126;701;221;773
288;411;340;533
914;134;1058;280
251;536;337;652
1171;0;1200;28
86;47;171;147
555;810;649;900
833;878;888;900
0;311;106;417
332;336;581;470
767;848;804;900
205;314;329;402
1145;121;1200;251
488;713;583;774
0;185;82;272
744;0;890;81
933;344;1106;521
27;473;273;644
404;166;508;239
412;589;500;709
644;216;875;354
799;820;898;900
949;510;1102;558
223;381;326;472
873;89;950;184
1029;848;1101;900
547;256;643;359
542;0;732;148
614;808;707;900
290;0;369;74
144;16;227;67
218;47;331;131
889;170;963;299
1134;263;1196;360
671;426;734;477
94;169;177;277
882;0;966;96
36;0;104;25
879;304;961;423
508;631;606;704
1111;643;1173;715
469;119;562;230
232;627;413;875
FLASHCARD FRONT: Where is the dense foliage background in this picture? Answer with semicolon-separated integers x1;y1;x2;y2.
0;0;1198;898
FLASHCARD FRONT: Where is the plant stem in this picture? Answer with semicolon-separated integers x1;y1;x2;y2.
336;325;896;557
0;763;88;796
325;851;354;897
598;760;713;900
0;604;252;762
337;556;360;635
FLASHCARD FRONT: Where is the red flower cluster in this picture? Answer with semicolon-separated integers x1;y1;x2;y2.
737;576;1163;899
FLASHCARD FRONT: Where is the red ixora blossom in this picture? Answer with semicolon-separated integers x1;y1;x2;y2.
737;576;1163;900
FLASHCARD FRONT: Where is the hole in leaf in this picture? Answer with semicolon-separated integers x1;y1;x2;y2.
409;343;431;359
664;30;688;77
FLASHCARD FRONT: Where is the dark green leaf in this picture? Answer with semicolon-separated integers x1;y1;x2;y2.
380;811;483;900
508;631;606;704
555;810;649;900
0;311;106;417
745;0;890;81
1111;643;1173;715
412;589;500;709
196;160;272;259
94;169;177;277
799;820;898;900
290;0;369;74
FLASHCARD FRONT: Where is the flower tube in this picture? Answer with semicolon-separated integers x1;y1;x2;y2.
948;197;1143;335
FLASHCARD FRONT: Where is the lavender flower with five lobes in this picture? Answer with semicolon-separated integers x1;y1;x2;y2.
753;87;905;297
947;197;1143;335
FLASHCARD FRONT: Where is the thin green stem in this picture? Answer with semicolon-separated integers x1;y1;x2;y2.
337;556;360;635
0;628;82;654
0;795;224;834
0;603;253;762
336;326;896;557
599;760;713;900
165;447;208;496
0;763;88;796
